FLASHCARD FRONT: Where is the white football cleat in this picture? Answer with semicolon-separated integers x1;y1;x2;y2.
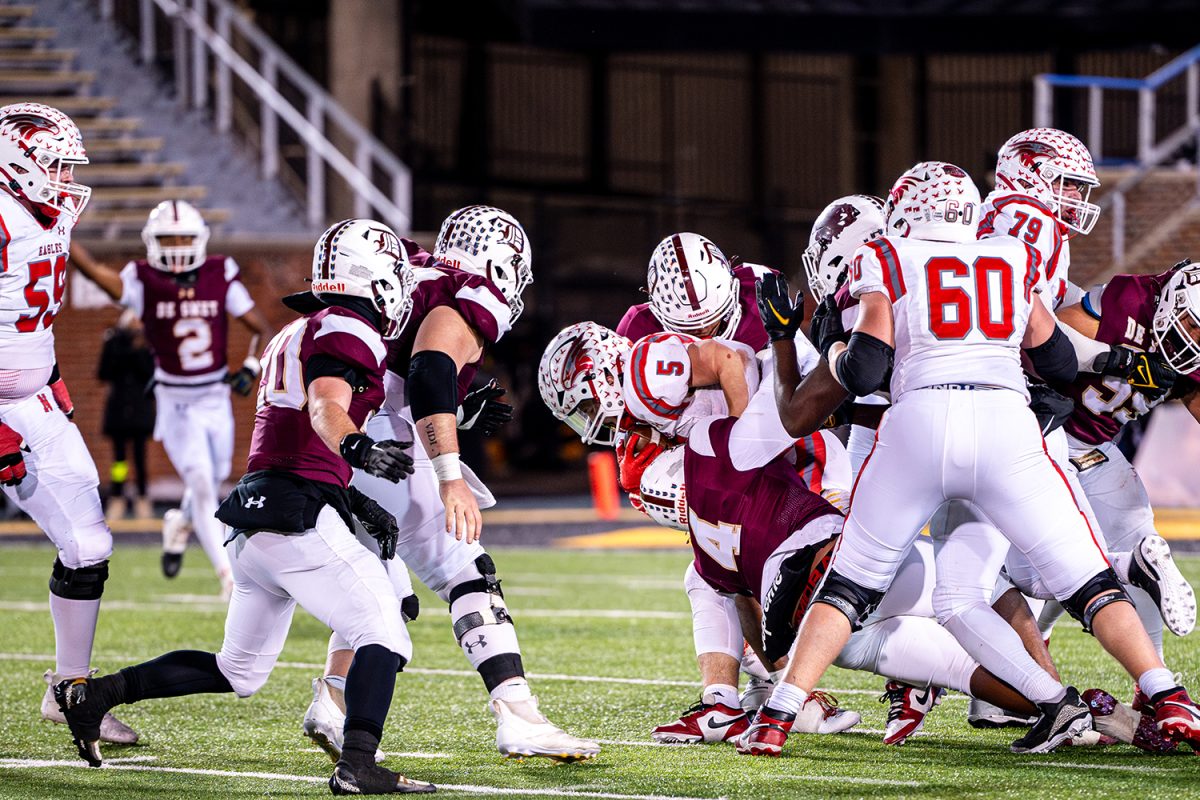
1128;534;1196;637
302;677;383;764
490;696;600;762
740;677;774;715
41;670;139;745
160;508;192;578
792;690;860;734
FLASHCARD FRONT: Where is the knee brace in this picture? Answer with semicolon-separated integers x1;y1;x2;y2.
812;568;884;632
1062;569;1131;633
447;555;522;689
49;558;108;601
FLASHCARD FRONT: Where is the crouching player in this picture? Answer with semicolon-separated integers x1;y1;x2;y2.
54;220;435;794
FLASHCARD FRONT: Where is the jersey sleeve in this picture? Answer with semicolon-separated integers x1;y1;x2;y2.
849;239;905;302
304;310;386;374
223;258;255;317
725;369;796;471
454;275;512;344
624;335;693;427
118;261;144;316
616;304;659;341
978;195;1065;289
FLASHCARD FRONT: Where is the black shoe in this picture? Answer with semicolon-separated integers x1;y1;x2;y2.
328;761;436;795
1010;687;1092;754
53;677;113;767
162;551;183;578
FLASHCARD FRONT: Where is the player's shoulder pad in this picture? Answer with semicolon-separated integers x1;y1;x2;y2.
452;270;512;343
625;332;696;418
309;306;386;368
736;262;779;281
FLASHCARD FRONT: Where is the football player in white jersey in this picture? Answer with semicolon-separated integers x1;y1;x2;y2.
741;160;1200;757
0;102;137;744
70;202;273;596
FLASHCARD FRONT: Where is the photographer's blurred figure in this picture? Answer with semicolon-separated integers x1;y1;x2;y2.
98;310;156;521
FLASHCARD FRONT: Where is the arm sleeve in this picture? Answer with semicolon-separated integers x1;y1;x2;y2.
1058;321;1109;373
118;262;143;315
303;353;361;388
726;369;798;471
453;278;511;343
848;242;890;299
306;311;386;373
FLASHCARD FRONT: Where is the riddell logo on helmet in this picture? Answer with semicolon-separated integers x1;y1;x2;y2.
311;280;346;293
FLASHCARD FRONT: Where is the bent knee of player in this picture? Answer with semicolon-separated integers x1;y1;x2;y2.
214;650;272;698
931;582;989;626
57;528;113;569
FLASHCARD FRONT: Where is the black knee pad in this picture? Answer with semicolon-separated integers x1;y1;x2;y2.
49;558;109;601
1062;569;1131;633
812;568;884;632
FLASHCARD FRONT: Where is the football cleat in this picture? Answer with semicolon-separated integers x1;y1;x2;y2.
490;696;600;762
651;700;749;744
736;705;796;757
303;678;384;764
967;697;1037;728
41;670;137;746
1127;535;1196;637
328;762;435;795
53;676;117;767
879;682;942;746
1151;686;1200;751
161;508;192;578
739;678;773;716
1010;687;1093;754
1081;688;1177;753
794;690;860;734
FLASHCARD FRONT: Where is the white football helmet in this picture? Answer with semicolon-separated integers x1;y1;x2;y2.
802;195;885;300
433;205;532;324
1152;261;1200;374
0;102;90;219
995;128;1100;236
647;233;741;338
638;445;688;532
538;321;630;447
885;161;981;243
311;219;415;340
142;200;210;273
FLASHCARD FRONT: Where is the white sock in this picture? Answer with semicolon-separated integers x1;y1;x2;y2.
50;594;99;679
491;677;532;703
1139;667;1177;699
940;605;1066;705
766;682;808;716
323;674;346;692
701;683;740;709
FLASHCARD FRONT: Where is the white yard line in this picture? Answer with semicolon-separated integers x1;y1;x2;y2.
0;759;727;800
1021;760;1187;774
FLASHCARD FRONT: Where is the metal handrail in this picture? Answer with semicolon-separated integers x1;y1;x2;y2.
1033;45;1200;267
101;0;411;233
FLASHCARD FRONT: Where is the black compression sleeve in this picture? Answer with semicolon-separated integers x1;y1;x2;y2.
834;332;893;397
303;354;361;388
408;350;459;421
1026;325;1079;385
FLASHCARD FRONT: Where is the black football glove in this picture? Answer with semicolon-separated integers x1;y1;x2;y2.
457;379;514;436
1093;345;1178;401
349;486;398;560
225;366;259;397
756;273;803;343
340;433;415;483
1028;383;1076;436
808;293;848;361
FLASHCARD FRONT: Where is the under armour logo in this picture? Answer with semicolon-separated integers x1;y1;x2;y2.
243;496;266;509
463;634;487;654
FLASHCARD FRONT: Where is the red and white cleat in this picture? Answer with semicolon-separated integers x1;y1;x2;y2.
651;701;749;744
879;682;942;746
735;706;795;757
1151;686;1200;751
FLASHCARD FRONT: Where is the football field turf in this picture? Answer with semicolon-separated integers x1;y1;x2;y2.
0;542;1198;799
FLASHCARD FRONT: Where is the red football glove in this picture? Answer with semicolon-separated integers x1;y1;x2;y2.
0;422;27;487
616;432;666;497
50;377;74;420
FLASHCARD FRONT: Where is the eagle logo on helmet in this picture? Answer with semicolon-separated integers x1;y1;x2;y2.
6;112;59;142
943;164;968;178
1011;140;1059;171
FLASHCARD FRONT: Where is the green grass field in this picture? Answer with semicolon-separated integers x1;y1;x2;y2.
1;542;1198;799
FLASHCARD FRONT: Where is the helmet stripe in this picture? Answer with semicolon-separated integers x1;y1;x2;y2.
671;234;702;311
319;219;353;281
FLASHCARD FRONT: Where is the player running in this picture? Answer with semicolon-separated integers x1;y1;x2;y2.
0;102;138;746
70;201;273;594
54;218;435;794
302;205;599;764
746;160;1200;757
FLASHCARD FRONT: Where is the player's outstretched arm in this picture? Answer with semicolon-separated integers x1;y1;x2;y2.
688;339;750;416
309;375;414;482
1023;299;1079;385
410;306;486;544
772;343;849;438
68;242;124;302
